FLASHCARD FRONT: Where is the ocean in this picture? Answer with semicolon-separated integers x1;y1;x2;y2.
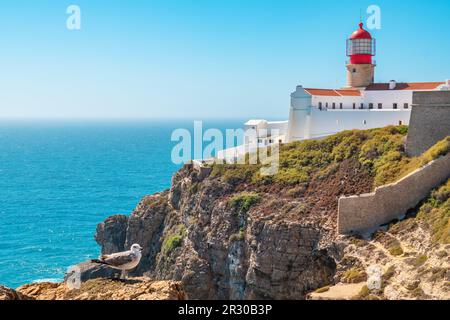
0;120;243;288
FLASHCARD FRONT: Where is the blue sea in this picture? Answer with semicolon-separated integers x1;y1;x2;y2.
0;120;243;288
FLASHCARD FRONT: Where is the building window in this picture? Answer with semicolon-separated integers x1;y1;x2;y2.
257;139;262;143
378;103;383;109
318;102;322;110
369;103;374;109
393;103;398;109
360;103;364;109
340;103;343;109
269;139;273;143
332;103;336;109
404;103;409;109
326;102;329;108
353;103;356;109
353;68;356;73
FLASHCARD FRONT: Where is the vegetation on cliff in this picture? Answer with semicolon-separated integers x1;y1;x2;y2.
329;177;450;300
417;178;450;244
89;127;449;300
228;192;261;214
210;126;449;191
162;224;186;256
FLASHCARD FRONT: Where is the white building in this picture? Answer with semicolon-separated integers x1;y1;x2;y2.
218;23;449;161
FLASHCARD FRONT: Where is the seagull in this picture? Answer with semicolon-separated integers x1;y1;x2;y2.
91;244;143;279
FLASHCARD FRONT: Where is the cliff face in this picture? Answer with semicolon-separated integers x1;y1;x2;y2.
90;128;449;300
94;159;372;300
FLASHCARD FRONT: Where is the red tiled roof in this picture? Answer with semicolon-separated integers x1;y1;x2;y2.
365;82;444;91
304;88;361;97
335;89;361;96
304;88;340;96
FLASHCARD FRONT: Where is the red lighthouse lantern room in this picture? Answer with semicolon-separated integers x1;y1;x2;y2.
346;23;376;64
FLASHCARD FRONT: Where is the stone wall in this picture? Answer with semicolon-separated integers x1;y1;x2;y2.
406;91;450;156
346;63;375;88
337;153;450;235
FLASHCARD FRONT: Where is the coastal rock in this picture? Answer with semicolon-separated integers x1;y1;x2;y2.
70;261;122;282
11;278;184;300
0;286;29;300
95;215;128;254
92;165;343;299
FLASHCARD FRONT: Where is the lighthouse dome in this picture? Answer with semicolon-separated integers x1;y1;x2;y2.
350;23;372;39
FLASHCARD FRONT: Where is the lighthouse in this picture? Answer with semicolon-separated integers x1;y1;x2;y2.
229;21;448;159
346;23;376;88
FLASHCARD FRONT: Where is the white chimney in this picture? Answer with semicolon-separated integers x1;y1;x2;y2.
389;80;397;90
439;80;450;91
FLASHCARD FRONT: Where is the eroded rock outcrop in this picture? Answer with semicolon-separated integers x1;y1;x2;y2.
0;286;29;300
1;278;184;301
91;163;372;299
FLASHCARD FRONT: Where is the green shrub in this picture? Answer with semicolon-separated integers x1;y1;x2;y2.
349;236;368;248
416;255;428;266
342;268;367;283
411;287;427;299
418;136;450;166
210;163;259;185
229;229;246;243
189;183;199;194
228;192;261;214
407;254;428;267
417;179;450;244
162;225;186;256
354;285;370;300
382;265;396;283
287;184;308;197
388;246;404;256
314;286;330;294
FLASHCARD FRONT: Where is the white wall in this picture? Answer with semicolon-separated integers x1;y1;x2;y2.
267;121;288;136
311;89;440;111
289;109;411;140
362;90;413;109
287;86;313;142
312;95;363;110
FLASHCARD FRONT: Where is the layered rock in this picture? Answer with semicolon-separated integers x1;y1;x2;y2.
91;164;368;299
1;278;184;301
0;286;29;300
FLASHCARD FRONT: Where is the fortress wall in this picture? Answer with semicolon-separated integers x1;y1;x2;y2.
338;153;450;235
406;91;450;156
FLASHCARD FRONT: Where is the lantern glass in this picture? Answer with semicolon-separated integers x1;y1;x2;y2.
347;39;376;56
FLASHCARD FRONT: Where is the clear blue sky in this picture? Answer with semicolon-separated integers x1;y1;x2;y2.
1;0;449;120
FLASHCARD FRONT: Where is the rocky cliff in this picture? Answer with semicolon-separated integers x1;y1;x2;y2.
94;167;335;299
93;158;373;299
89;127;449;300
1;278;184;301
